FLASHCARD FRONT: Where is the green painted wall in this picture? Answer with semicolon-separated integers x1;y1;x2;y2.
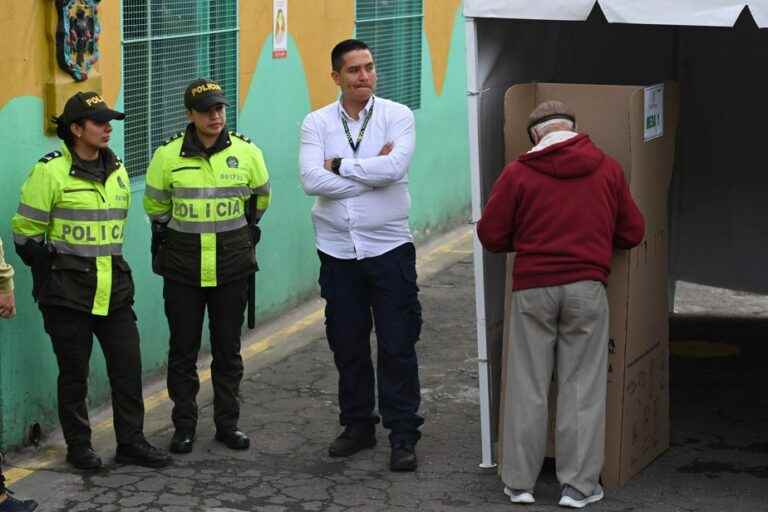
0;12;469;449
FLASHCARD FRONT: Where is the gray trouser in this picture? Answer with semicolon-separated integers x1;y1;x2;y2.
500;280;608;495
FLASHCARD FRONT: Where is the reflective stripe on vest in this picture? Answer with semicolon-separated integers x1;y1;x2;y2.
17;203;50;223
50;240;123;257
168;216;247;234
51;207;128;221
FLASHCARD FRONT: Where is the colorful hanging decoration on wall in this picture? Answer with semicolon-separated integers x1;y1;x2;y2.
56;0;101;81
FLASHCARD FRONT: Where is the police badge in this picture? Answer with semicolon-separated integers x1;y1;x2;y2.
56;0;101;82
227;156;239;168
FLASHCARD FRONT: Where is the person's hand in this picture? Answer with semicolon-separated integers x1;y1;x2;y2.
379;142;394;156
324;159;334;171
0;290;16;319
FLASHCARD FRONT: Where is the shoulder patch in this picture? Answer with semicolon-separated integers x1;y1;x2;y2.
38;150;63;164
230;131;252;144
161;131;184;146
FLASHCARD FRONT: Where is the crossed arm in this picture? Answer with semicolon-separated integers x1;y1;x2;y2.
298;108;415;199
299;114;373;199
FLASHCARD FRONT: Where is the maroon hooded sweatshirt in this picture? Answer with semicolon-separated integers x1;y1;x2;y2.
477;134;645;291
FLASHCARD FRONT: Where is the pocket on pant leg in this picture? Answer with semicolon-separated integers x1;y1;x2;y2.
398;255;422;343
41;306;82;340
318;260;334;325
565;281;606;321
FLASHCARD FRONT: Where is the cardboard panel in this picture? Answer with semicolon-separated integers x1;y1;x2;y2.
536;83;635;173
620;342;670;483
503;84;536;164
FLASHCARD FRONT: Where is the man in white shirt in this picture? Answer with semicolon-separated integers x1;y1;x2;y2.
299;39;423;472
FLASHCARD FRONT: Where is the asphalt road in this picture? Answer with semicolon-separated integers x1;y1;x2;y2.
4;225;767;511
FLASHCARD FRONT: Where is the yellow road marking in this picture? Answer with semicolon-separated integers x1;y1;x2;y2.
5;227;473;485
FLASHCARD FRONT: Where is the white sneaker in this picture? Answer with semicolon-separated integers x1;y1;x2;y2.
558;484;604;508
504;486;535;504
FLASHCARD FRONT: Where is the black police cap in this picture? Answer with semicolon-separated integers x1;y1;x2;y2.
54;91;125;128
184;79;230;112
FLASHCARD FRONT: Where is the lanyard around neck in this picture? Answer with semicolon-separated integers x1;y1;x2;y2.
340;97;375;155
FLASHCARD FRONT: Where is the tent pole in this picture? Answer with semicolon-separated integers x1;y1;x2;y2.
465;16;496;470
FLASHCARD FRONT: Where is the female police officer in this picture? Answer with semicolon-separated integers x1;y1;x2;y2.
11;92;171;470
143;79;271;454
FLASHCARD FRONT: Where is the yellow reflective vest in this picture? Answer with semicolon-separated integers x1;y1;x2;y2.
143;126;271;287
11;144;133;316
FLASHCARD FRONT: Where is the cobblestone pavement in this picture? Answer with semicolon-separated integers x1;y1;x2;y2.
7;228;768;511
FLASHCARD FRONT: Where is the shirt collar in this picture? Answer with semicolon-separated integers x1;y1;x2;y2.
338;95;375;121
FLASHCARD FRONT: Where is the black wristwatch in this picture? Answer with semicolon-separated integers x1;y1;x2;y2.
331;157;342;174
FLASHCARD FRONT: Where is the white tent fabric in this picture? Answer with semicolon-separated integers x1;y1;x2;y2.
464;0;768;27
464;0;768;471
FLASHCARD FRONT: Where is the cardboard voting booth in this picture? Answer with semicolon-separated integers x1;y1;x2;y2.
498;83;678;488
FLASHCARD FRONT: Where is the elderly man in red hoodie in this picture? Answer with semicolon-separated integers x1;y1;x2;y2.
477;101;645;509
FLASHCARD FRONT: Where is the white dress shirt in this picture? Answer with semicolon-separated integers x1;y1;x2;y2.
299;95;416;260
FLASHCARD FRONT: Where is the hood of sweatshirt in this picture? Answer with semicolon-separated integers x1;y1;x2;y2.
518;133;604;179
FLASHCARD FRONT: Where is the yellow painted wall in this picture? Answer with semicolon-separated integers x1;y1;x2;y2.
240;0;462;111
0;1;121;111
425;0;464;96
0;2;50;109
1;1;461;113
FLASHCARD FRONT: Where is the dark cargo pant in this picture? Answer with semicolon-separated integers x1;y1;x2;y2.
41;305;145;448
318;242;424;446
163;278;248;433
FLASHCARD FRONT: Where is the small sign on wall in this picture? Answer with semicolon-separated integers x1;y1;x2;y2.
273;0;288;59
644;84;664;142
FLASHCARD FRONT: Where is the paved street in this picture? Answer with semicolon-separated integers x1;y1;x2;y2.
4;226;768;511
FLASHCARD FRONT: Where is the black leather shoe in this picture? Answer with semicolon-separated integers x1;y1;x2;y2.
390;443;417;471
66;445;102;470
0;491;39;511
215;429;250;450
116;438;172;468
328;426;376;458
169;430;195;454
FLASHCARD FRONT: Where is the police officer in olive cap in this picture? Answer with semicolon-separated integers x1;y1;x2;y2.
144;79;271;454
12;91;172;470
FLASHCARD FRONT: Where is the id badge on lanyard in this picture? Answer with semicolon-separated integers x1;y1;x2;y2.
341;97;375;156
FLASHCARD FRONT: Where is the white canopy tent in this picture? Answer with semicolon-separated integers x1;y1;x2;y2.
464;1;768;468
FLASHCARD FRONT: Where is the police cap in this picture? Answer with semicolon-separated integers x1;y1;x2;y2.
184;79;230;112
53;91;125;139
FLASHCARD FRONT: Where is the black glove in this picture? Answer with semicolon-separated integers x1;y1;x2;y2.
151;222;168;255
16;239;53;301
151;222;168;273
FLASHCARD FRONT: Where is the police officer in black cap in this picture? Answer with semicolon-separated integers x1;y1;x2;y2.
12;91;172;470
144;79;271;454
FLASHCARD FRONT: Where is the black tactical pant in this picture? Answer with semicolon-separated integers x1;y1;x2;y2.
318;242;424;446
41;305;145;448
163;278;248;433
